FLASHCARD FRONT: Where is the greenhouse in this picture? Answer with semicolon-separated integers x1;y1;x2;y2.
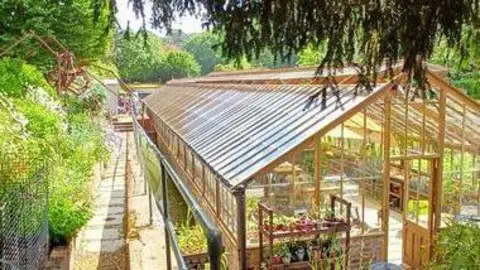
136;65;479;269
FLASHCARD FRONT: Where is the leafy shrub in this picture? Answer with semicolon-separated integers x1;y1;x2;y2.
429;221;480;269
14;99;62;139
48;165;94;244
0;58;54;97
163;50;201;79
48;113;109;243
0;59;109;244
176;212;207;255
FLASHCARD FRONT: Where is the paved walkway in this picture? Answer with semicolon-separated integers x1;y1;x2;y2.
126;132;176;270
73;133;128;270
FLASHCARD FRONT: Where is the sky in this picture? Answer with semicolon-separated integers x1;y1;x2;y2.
116;0;204;35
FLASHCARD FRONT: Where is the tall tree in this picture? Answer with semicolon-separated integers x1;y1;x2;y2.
114;32;200;82
183;32;223;75
0;0;114;69
106;0;478;90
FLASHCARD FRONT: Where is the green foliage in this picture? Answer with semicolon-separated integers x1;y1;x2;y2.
14;99;61;139
176;212;207;255
297;44;325;68
49;113;108;243
250;49;297;69
429;221;480;269
0;59;109;244
48;164;94;243
0;58;54;97
115;33;165;82
449;72;480;99
430;28;480;99
183;32;224;75
214;57;252;71
0;0;113;70
121;0;478;89
115;33;200;82
164;50;201;78
65;83;107;115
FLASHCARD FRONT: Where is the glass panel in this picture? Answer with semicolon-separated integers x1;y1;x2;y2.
178;141;185;167
205;169;216;208
194;156;203;189
406;159;430;228
460;153;479;218
186;148;193;176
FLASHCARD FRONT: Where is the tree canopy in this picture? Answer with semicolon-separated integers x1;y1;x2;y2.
0;0;114;70
114;33;200;82
183;32;224;75
103;0;479;90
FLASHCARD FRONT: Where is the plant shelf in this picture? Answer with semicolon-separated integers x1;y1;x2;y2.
258;194;352;270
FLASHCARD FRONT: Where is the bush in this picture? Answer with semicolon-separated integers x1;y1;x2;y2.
0;58;55;97
429;221;480;269
48;113;109;244
0;59;110;244
163;51;201;79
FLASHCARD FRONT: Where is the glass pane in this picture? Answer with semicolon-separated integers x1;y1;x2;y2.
407;159;430;228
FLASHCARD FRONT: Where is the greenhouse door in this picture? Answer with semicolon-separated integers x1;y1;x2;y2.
401;157;440;269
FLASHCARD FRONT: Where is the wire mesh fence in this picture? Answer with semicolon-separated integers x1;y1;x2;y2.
0;148;48;270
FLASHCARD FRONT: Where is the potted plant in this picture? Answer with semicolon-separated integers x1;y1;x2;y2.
295;244;306;262
325;236;342;258
271;243;283;265
280;242;292;264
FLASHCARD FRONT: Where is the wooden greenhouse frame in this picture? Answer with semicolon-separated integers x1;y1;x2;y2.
138;64;479;269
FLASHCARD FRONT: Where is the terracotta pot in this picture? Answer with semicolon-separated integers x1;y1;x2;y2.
272;255;282;265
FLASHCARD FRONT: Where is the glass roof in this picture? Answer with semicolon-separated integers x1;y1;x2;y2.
143;83;387;187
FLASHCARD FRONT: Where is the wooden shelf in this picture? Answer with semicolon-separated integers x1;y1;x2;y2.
258;195;351;270
261;224;349;240
271;261;311;269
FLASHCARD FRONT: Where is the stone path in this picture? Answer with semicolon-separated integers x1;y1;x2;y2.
73;133;128;270
126;132;175;270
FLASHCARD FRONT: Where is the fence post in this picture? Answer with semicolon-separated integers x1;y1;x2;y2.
160;162;172;270
149;186;154;226
0;202;4;265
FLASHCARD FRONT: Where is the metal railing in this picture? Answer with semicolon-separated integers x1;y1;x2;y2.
131;92;224;270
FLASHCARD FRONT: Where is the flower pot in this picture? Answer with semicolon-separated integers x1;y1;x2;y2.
282;253;292;264
296;247;305;261
272;255;282;265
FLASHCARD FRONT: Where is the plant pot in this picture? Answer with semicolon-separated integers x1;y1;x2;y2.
282;253;292;264
296;248;305;261
272;255;282;265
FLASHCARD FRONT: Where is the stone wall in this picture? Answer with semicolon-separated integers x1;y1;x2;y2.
343;232;384;269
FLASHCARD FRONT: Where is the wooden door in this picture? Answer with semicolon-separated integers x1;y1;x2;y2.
403;221;430;267
401;158;439;269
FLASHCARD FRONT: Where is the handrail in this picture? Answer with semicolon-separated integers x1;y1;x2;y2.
130;92;223;270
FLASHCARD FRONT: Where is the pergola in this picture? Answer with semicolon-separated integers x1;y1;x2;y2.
139;65;479;269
